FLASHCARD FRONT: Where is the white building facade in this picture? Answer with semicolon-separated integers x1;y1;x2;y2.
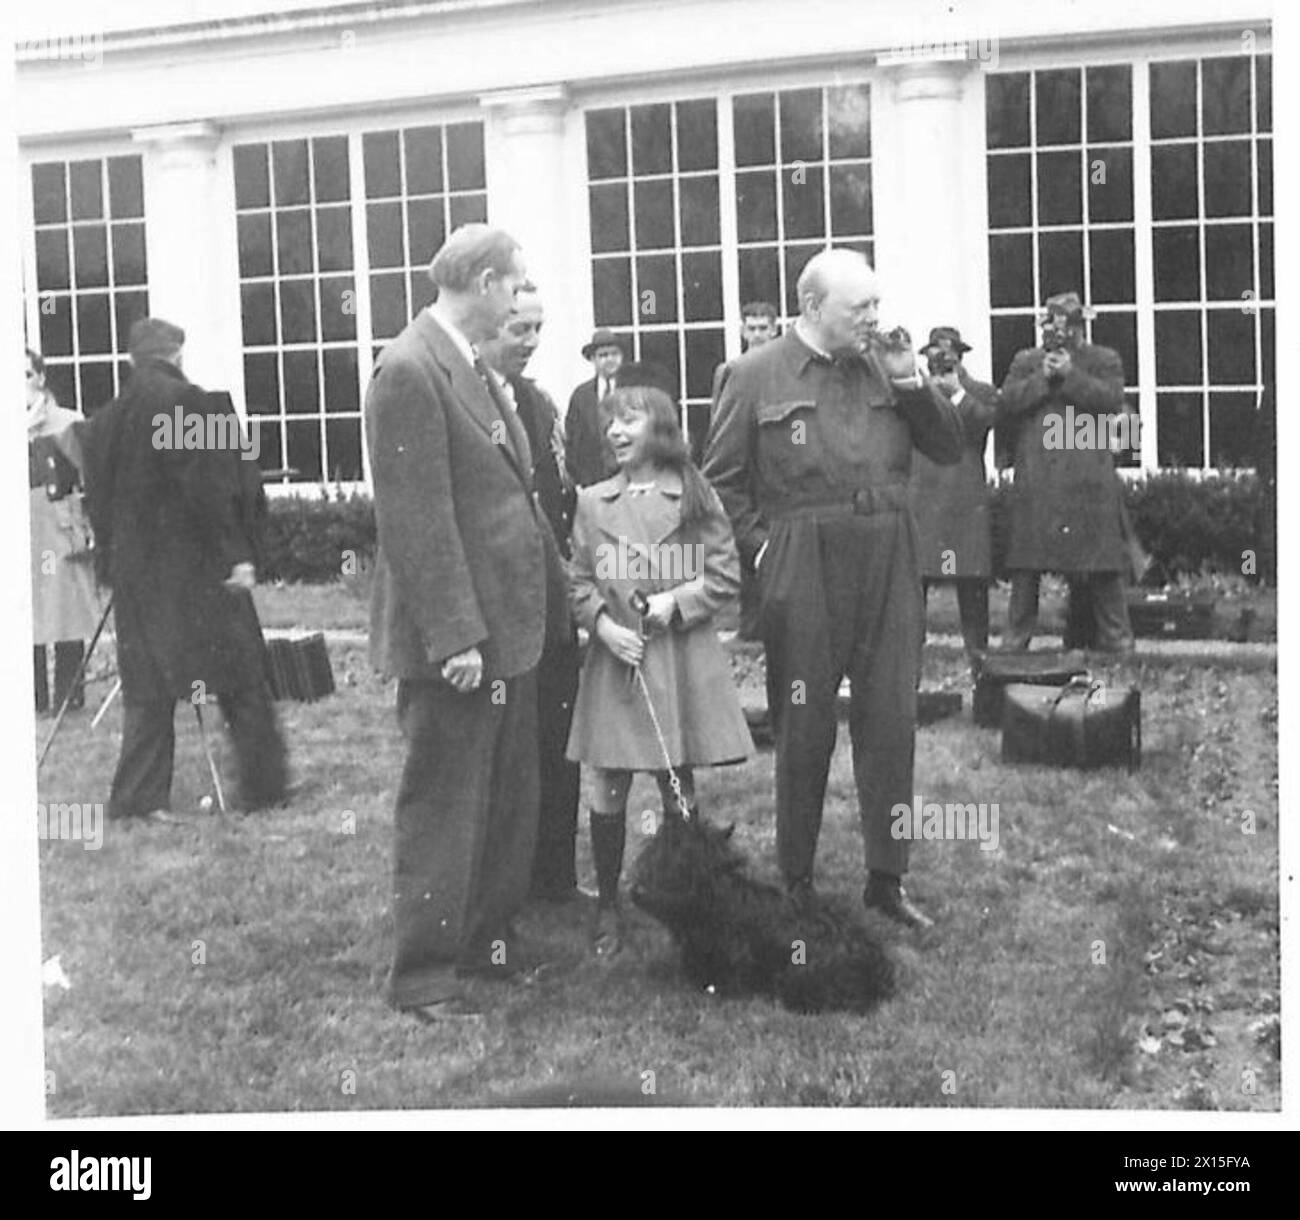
15;0;1274;486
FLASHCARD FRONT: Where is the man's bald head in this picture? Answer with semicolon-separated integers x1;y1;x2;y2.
795;248;880;357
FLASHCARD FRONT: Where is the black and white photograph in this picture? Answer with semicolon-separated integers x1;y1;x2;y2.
2;0;1290;1134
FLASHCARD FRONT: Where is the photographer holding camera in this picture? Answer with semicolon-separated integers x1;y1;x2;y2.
999;291;1134;653
907;327;1001;663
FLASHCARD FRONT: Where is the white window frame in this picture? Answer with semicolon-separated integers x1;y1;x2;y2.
575;65;878;454
223;103;488;498
985;34;1273;475
20;143;151;415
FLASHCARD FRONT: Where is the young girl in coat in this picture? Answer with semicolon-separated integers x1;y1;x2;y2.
566;384;751;956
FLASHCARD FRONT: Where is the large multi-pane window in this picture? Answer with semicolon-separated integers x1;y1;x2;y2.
586;99;726;452
235;136;360;482
584;85;873;456
234;122;488;484
985;55;1273;470
985;65;1141;465
363;122;488;352
1149;54;1272;468
733;85;874;316
28;156;149;414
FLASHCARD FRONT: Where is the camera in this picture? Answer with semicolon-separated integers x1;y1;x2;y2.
1041;326;1067;354
925;348;959;376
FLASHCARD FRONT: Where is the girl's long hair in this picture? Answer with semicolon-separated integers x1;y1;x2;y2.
600;384;713;528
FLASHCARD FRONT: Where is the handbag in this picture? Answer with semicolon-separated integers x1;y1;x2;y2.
972;651;1089;727
1001;675;1140;770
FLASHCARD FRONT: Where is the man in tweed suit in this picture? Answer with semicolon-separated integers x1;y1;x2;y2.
366;225;564;1020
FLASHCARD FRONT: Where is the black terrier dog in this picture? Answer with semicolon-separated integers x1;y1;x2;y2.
629;816;895;1014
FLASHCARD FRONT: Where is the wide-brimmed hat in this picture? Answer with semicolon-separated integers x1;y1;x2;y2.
922;325;972;356
1038;291;1095;324
581;328;631;360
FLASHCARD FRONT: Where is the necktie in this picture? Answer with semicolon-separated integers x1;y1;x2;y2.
474;357;533;475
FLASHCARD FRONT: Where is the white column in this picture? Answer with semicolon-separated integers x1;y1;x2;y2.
481;86;586;409
130;121;240;396
872;58;988;370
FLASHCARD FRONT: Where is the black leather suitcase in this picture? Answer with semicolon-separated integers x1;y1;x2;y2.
972;651;1089;727
1127;591;1216;639
1001;676;1141;770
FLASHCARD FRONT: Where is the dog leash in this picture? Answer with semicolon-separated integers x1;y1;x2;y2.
627;590;691;818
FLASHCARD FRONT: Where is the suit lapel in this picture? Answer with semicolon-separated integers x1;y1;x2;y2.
416;311;533;490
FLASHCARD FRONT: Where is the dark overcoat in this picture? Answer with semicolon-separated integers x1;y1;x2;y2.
366;311;565;682
908;370;1000;579
512;375;577;558
1000;341;1130;572
565;470;751;770
82;361;266;702
564;378;619;488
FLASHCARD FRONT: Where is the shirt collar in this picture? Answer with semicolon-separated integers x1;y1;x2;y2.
427;303;478;368
793;318;833;364
786;322;869;378
598;469;683;501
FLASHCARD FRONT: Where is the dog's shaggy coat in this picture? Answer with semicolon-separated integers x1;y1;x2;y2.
630;816;895;1013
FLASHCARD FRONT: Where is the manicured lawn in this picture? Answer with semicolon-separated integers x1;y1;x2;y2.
37;588;1278;1112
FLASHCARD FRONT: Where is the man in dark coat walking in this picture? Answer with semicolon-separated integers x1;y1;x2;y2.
479;284;582;903
705;249;963;930
565;328;630;487
999;292;1134;653
83;317;286;822
908;326;1000;660
366;225;566;1021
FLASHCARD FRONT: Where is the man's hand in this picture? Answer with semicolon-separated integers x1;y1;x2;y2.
878;345;920;381
641;591;677;631
441;645;483;693
225;562;256;590
1043;349;1072;378
596;613;645;667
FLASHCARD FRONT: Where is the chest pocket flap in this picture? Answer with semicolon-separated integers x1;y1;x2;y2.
756;399;817;426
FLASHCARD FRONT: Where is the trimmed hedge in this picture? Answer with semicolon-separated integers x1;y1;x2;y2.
260;487;376;584
989;471;1262;580
260;473;1263;584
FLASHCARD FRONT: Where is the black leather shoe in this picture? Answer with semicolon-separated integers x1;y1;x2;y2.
863;876;935;930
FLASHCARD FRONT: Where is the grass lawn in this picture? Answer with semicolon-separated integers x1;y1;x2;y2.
37;587;1279;1113
249;573;1278;644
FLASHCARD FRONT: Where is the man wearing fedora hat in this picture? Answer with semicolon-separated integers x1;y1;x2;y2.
999;291;1135;652
565;328;630;487
908;326;1001;662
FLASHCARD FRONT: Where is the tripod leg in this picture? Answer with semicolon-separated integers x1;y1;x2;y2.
38;598;113;772
194;703;228;814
